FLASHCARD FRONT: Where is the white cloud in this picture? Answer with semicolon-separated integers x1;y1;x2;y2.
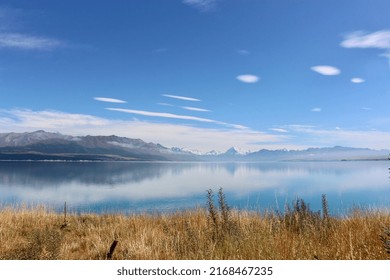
0;108;286;153
106;107;245;129
0;32;64;50
341;30;390;49
106;108;216;123
351;78;365;84
311;108;322;112
230;124;249;130
160;103;210;112
157;99;212;113
0;8;66;51
183;0;218;12
94;97;127;103
157;102;174;107
341;30;390;64
181;106;210;112
0;109;111;129
362;107;372;110
310;65;341;76
162;94;201;102
270;128;288;133
236;74;260;83
3;108;390;151
237;49;250;55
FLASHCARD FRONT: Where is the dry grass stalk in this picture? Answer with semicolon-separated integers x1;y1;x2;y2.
0;194;389;260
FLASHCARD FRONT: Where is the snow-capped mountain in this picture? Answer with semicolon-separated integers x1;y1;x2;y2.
0;131;388;161
0;131;196;161
0;130;72;147
223;147;251;156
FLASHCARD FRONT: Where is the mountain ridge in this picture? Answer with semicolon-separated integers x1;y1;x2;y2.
0;131;388;161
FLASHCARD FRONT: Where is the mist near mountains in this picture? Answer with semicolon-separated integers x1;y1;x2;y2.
0;130;388;161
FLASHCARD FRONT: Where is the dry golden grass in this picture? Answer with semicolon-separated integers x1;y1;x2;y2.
0;198;389;260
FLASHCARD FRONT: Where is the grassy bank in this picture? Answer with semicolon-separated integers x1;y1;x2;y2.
0;191;389;260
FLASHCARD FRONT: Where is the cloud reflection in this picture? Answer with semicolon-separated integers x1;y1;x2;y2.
0;161;388;214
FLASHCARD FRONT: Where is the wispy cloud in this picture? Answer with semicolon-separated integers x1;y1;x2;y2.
0;32;65;50
351;78;365;84
3;108;390;151
236;74;260;83
380;51;390;59
341;30;390;64
0;7;66;51
310;65;341;76
159;103;210;112
183;0;219;12
237;49;250;55
106;107;241;128
0;109;111;129
181;106;211;112
281;125;316;133
106;108;214;123
285;124;390;149
270;128;288;133
94;97;127;104
341;30;390;49
311;108;322;112
157;102;174;107
162;94;201;102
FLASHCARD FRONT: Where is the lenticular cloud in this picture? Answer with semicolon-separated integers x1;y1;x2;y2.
351;78;365;84
310;65;341;76
236;74;259;83
94;97;127;103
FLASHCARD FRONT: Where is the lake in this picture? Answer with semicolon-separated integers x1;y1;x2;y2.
0;161;389;215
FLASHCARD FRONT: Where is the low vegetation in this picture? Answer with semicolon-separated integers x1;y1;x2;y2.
0;189;389;260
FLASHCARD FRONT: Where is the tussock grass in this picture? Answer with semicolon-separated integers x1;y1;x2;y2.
0;193;389;260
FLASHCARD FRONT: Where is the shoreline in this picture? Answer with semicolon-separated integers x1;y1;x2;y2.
1;199;389;260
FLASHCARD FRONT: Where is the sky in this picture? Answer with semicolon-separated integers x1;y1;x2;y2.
1;0;390;152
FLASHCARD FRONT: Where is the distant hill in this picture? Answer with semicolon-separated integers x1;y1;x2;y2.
0;131;388;161
242;146;389;161
201;146;388;161
0;131;195;161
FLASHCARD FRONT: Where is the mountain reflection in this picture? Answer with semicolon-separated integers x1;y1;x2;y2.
0;161;388;214
0;162;192;187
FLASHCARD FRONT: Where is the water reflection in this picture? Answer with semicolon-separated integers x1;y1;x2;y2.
0;161;388;214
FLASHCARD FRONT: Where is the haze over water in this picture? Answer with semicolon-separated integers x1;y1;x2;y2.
0;161;388;215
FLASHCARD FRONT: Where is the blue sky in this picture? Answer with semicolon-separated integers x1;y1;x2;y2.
1;0;390;152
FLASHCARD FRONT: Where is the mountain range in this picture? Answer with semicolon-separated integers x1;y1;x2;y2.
0;130;388;161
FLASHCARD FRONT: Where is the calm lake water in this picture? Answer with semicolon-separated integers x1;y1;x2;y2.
0;161;389;215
